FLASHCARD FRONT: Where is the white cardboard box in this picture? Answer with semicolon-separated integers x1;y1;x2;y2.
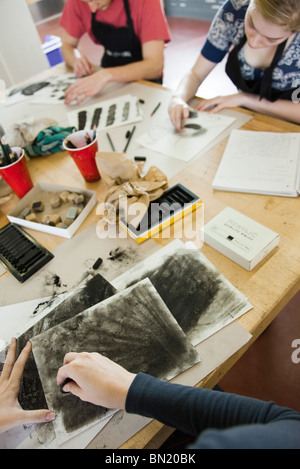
8;183;97;239
201;207;279;271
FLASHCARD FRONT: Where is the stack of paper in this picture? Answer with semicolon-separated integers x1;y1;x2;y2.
213;130;300;197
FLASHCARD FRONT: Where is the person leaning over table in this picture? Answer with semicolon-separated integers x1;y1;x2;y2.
56;352;300;449
169;0;300;130
1;342;300;448
59;0;171;104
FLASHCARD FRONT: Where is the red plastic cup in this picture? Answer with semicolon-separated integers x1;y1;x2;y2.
0;147;33;198
63;130;100;182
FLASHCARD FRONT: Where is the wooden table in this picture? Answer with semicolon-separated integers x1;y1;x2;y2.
119;103;300;449
0;75;299;449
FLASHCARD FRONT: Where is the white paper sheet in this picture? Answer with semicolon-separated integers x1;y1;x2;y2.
137;112;236;162
4;74;77;107
213;130;300;197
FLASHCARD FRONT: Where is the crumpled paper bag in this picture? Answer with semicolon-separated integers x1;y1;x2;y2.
96;152;168;233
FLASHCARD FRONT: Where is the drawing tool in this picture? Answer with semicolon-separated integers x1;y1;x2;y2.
0;141;18;166
92;125;97;141
65;139;77;149
134;156;146;161
93;257;103;270
150;102;161;116
85;132;92;145
119;183;202;243
0;223;54;282
60;378;74;394
0;140;11;166
19;251;45;271
106;132;116;151
67;206;78;220
189;109;198;118
123;125;136;152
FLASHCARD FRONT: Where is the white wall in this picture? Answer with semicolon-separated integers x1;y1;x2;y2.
0;0;49;87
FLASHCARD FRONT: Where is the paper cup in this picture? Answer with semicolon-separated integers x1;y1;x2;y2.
63;130;100;182
0;147;33;198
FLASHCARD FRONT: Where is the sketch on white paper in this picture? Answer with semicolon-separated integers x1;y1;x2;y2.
31;73;77;104
5;74;77;106
137;113;236;162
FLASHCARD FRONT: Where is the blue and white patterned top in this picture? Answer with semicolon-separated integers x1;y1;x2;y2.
201;0;300;92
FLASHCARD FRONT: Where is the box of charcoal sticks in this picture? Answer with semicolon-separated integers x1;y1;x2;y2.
8;182;96;238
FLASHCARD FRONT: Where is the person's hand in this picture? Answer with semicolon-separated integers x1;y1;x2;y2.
0;339;55;434
195;92;250;113
64;69;112;105
168;95;190;131
73;55;95;78
56;352;136;410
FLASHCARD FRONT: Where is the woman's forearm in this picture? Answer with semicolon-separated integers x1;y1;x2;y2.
175;55;217;102
245;94;300;125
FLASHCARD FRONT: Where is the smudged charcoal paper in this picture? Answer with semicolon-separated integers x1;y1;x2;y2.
0;274;116;448
112;240;252;345
31;278;200;445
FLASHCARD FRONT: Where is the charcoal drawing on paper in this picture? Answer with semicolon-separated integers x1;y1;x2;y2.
0;274;116;448
113;241;251;345
31;279;200;442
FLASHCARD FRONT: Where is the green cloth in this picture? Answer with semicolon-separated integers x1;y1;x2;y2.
25;126;75;158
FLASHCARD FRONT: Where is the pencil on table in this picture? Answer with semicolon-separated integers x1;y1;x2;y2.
106;132;116;151
151;102;161;116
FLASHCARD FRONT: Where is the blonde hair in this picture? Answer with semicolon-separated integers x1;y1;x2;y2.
254;0;300;32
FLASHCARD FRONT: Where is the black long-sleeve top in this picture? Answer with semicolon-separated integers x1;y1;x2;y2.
125;373;300;449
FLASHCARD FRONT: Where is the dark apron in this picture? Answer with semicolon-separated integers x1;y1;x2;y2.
91;0;142;68
225;35;296;101
91;0;162;83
